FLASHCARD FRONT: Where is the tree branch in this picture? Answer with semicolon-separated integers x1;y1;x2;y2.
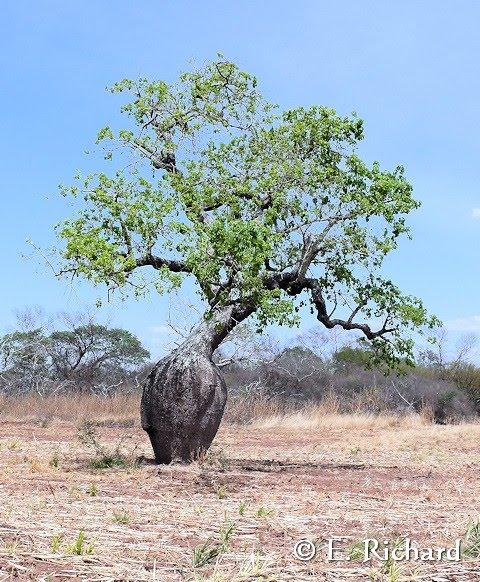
134;253;191;273
304;278;395;339
265;271;396;341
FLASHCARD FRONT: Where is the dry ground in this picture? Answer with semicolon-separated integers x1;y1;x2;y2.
0;398;480;581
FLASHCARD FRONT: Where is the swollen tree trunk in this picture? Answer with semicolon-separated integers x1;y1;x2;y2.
141;305;245;464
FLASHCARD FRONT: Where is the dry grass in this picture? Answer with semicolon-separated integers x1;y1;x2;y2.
0;393;140;424
0;393;472;430
1;395;480;580
250;408;430;430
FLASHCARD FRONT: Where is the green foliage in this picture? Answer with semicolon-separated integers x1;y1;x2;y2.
87;482;98;496
65;530;94;555
238;500;248;516
48;324;149;380
192;519;235;568
0;329;50;392
463;518;480;558
448;362;480;406
88;453;127;470
49;452;60;468
50;533;63;553
333;345;375;370
112;511;130;524
0;320;149;394
418;339;480;411
437;389;458;407
255;506;274;517
53;56;438;368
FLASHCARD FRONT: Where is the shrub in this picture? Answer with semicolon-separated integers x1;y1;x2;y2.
77;420;137;469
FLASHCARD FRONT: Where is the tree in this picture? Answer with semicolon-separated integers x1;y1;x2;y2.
48;321;150;393
53;56;438;463
333;344;376;371
0;314;150;396
0;329;51;394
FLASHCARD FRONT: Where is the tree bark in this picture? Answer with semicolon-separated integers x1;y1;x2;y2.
140;305;245;463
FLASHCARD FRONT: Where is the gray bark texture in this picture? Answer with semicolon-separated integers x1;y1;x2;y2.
140;306;245;463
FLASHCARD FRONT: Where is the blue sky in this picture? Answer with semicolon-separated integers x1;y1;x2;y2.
1;1;479;358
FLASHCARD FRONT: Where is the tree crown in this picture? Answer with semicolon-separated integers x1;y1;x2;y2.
0;321;150;394
55;56;438;367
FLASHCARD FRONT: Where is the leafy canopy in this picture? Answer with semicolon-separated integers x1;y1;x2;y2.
0;323;150;394
55;56;438;367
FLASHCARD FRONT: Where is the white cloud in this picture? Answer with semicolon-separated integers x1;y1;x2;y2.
472;208;480;219
445;315;480;332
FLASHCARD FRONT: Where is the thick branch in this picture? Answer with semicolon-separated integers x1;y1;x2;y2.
265;271;396;341
304;278;395;339
134;254;191;273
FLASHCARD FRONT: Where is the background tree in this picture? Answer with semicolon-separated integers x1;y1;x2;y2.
0;329;51;395
0;312;150;396
53;57;438;463
419;329;480;412
48;319;150;394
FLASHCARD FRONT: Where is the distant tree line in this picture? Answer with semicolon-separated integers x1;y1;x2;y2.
218;327;480;424
2;310;479;424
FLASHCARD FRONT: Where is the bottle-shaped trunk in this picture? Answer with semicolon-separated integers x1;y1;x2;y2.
140;306;239;463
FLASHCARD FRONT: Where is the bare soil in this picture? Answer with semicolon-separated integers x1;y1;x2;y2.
0;416;480;581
